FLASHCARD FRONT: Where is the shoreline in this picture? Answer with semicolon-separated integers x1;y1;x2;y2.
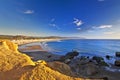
17;39;120;80
21;51;61;61
12;38;62;45
17;42;120;80
20;50;120;80
18;45;45;52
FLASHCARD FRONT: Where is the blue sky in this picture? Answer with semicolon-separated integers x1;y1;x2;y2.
0;0;120;39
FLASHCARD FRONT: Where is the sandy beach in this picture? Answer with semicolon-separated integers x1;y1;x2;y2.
0;40;120;80
12;39;62;45
17;39;61;62
19;45;44;52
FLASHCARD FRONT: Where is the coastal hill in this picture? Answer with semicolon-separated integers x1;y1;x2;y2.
0;35;85;45
0;35;66;40
0;40;103;80
0;35;85;40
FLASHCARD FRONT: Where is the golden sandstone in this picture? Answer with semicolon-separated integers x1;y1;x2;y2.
0;40;103;80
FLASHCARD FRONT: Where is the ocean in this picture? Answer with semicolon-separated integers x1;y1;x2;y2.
42;39;120;64
45;39;120;55
20;39;120;64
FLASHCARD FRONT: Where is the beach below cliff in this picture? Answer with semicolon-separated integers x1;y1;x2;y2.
12;38;62;45
0;40;120;80
18;44;61;61
18;43;120;80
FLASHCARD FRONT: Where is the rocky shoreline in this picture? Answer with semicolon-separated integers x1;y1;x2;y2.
21;48;120;80
0;40;120;80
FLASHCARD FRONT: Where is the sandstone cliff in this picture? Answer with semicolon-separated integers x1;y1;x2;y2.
0;40;103;80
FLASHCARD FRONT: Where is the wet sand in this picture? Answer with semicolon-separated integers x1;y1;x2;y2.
19;44;61;61
19;45;44;51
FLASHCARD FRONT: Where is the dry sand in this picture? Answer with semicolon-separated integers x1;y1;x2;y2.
19;45;44;51
12;39;61;45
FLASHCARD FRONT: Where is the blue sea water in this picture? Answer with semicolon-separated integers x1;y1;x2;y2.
46;39;120;56
20;39;120;64
43;39;120;64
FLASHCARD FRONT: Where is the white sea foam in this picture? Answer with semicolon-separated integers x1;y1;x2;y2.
40;42;55;51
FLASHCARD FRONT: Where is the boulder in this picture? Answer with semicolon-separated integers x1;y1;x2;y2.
106;55;110;60
58;51;79;62
79;59;90;65
92;56;108;66
80;56;88;60
48;61;74;76
90;60;98;65
114;60;120;66
115;52;120;57
74;62;99;76
65;51;79;59
92;56;104;63
85;63;98;76
99;61;109;66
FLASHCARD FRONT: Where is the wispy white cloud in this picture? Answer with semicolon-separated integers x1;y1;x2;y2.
76;28;81;30
98;25;112;29
104;32;115;35
49;23;57;27
49;23;60;29
23;10;34;14
98;0;105;2
73;18;83;27
49;18;60;29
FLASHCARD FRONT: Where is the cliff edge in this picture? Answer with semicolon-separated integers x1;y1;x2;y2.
0;40;103;80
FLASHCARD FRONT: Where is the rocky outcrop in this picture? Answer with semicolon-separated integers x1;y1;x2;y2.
105;55;111;60
115;52;120;57
92;56;109;66
0;40;35;72
59;51;79;63
114;60;120;67
1;40;18;52
0;40;104;80
69;57;99;77
48;61;74;76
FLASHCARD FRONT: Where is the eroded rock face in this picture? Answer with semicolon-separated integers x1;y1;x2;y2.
92;56;104;63
59;51;79;63
20;61;84;80
114;60;120;66
0;40;35;72
85;63;98;76
48;61;74;76
70;61;99;76
116;52;120;57
0;40;104;80
0;41;78;80
92;56;109;66
1;40;18;52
